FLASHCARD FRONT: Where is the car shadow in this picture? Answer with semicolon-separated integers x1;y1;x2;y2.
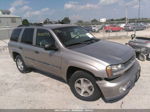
30;69;135;103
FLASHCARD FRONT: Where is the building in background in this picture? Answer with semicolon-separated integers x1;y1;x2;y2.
0;10;22;39
0;10;22;27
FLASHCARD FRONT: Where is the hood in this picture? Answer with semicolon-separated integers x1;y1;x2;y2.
71;40;134;65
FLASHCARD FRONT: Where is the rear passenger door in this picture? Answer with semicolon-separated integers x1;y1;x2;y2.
31;29;62;76
19;28;35;67
9;28;22;57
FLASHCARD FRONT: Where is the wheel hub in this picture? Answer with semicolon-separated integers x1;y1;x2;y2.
17;58;24;71
75;78;94;97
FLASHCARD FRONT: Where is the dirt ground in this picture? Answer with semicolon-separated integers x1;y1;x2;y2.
0;37;150;109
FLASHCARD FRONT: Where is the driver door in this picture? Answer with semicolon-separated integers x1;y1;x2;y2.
32;28;62;76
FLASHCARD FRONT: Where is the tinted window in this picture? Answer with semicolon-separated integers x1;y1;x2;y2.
10;29;21;41
21;28;34;45
36;29;55;48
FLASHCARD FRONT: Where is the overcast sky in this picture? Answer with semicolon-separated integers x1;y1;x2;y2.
0;0;150;22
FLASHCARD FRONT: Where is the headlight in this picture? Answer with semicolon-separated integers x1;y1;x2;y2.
111;64;124;72
106;64;124;77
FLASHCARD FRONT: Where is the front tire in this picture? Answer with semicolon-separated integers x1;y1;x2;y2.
147;54;150;61
68;71;102;101
138;53;146;61
15;55;31;73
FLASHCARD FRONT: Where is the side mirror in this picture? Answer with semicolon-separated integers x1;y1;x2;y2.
44;43;58;51
131;34;136;40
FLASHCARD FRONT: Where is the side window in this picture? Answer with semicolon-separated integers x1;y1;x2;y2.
10;29;21;41
36;29;55;48
21;28;34;45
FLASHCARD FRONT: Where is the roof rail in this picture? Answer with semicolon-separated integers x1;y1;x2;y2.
18;23;43;27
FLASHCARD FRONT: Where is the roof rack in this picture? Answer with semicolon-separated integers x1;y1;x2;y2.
18;23;43;27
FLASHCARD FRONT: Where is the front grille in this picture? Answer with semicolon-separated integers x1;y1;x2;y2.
124;56;136;68
113;56;136;76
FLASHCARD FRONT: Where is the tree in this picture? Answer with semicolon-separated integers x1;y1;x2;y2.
91;19;99;25
22;19;30;26
61;17;71;24
57;20;63;24
43;18;52;24
76;20;84;25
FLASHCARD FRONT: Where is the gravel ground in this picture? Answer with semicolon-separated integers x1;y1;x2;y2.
0;38;150;109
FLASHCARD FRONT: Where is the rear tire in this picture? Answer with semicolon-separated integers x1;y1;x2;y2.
68;71;102;101
15;55;31;73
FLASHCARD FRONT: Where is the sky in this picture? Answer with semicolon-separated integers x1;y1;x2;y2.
0;0;150;22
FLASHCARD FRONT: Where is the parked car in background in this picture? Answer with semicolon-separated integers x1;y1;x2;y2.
8;25;140;101
147;23;150;28
140;23;150;29
91;25;98;32
82;26;93;32
92;25;105;32
127;35;150;61
104;25;123;32
124;23;146;31
119;24;126;29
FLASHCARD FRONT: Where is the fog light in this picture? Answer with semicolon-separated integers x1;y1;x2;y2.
119;81;131;93
119;87;127;93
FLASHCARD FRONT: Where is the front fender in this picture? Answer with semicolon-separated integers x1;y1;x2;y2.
61;59;107;81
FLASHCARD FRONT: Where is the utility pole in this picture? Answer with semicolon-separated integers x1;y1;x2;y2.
138;0;141;21
125;4;128;24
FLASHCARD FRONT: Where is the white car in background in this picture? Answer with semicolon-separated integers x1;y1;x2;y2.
119;24;126;29
92;25;99;32
92;25;104;32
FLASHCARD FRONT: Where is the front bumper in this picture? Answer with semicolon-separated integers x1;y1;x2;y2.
96;60;140;101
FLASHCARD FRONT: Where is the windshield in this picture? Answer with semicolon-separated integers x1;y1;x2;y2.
53;26;99;47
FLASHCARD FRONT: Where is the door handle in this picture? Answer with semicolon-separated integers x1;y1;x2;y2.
34;51;39;54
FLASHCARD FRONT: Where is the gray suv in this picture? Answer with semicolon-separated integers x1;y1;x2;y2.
8;25;140;101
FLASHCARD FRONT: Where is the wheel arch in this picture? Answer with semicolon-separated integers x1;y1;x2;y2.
66;66;101;83
12;52;20;61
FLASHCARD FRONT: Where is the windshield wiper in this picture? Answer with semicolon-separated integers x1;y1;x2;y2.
83;38;100;43
66;38;100;47
66;42;85;47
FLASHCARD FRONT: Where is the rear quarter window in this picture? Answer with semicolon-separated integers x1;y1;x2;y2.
10;29;22;41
